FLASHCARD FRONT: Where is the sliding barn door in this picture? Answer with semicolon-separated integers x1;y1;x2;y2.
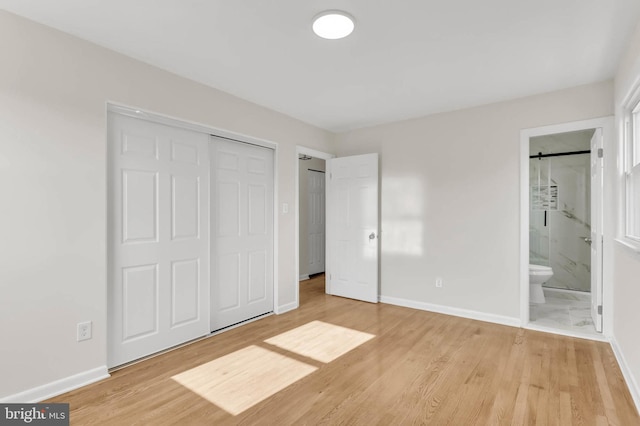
108;113;210;368
210;137;274;331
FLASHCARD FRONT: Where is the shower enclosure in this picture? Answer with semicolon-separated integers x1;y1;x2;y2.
529;132;592;292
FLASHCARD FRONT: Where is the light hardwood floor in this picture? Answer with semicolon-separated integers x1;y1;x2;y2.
49;274;639;425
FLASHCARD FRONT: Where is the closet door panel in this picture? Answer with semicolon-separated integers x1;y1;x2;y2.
108;113;209;368
211;138;274;331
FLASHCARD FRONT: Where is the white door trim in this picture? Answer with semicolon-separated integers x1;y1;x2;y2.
519;116;614;338
295;146;335;309
107;103;278;150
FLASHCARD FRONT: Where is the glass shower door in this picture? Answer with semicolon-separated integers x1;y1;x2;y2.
530;157;552;267
529;152;591;291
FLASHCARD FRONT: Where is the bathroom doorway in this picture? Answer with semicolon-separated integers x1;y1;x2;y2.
529;129;596;334
520;117;613;340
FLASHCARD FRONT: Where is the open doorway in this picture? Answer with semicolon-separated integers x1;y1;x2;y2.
528;129;598;336
294;147;380;308
520;117;613;341
298;155;326;282
295;147;335;307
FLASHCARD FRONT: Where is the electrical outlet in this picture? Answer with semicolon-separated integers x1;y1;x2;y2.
435;277;443;288
77;321;92;342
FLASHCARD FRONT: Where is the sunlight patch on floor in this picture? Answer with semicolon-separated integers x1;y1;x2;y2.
264;320;375;363
171;345;317;416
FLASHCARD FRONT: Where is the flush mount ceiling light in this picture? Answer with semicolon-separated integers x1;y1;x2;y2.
312;10;355;40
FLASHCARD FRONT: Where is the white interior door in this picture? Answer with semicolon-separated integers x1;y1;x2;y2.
590;128;603;332
308;169;326;275
211;137;274;331
326;153;379;303
108;113;210;368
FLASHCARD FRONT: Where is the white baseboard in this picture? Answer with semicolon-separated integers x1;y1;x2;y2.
299;274;310;281
379;295;521;328
275;301;298;315
0;366;109;403
524;323;608;342
610;336;640;414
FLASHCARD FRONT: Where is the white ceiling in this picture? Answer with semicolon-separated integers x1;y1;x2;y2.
2;1;640;132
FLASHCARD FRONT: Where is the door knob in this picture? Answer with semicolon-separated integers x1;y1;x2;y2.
369;232;376;240
582;237;592;245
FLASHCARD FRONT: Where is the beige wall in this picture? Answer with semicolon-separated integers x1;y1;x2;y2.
3;5;638;407
335;81;613;320
298;157;326;278
0;11;334;399
613;19;640;409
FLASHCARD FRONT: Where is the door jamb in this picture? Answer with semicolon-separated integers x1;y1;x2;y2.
519;116;614;338
295;146;335;309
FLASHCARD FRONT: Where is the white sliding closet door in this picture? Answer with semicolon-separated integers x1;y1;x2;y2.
211;137;274;331
108;113;210;368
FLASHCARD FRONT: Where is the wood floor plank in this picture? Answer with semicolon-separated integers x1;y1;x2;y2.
47;274;640;425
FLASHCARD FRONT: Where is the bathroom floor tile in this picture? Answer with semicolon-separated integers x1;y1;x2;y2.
530;289;599;337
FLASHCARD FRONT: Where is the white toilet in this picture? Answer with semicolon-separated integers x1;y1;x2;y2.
529;264;553;304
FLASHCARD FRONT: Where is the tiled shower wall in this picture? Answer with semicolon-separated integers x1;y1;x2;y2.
529;154;591;292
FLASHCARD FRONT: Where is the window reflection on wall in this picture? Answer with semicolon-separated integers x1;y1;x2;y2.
381;177;424;257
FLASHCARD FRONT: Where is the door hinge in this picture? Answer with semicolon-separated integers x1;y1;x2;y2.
597;305;603;315
598;148;603;158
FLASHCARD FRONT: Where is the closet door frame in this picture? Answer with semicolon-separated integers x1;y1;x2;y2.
107;104;280;345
